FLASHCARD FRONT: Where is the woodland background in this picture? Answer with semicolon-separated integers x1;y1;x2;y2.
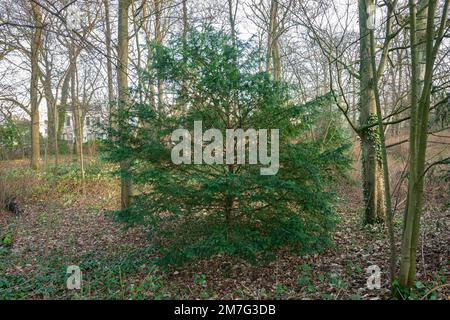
0;0;449;300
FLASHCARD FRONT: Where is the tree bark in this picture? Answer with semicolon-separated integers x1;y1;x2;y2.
154;0;165;110
30;2;43;170
266;0;280;80
70;42;85;191
118;0;132;209
104;0;115;105
398;0;447;289
183;0;188;39
358;0;386;224
368;11;396;285
58;73;71;142
41;56;59;166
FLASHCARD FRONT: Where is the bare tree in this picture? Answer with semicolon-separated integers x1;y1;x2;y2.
117;0;132;209
399;0;450;289
30;1;43;169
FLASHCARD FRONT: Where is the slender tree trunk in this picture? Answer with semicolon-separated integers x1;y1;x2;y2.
30;2;42;170
70;42;85;191
138;0;156;107
54;102;59;166
118;0;132;209
154;0;164;110
358;0;386;224
104;0;115;105
266;0;279;79
225;164;234;240
398;0;446;289
45;94;59;167
369;19;396;285
183;0;188;39
42;63;59;166
45;97;54;152
44;134;48;168
351;72;358;138
131;1;145;104
228;0;237;47
180;0;189;111
273;39;281;81
58;73;71;143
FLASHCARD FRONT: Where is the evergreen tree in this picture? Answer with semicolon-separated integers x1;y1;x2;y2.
104;28;350;265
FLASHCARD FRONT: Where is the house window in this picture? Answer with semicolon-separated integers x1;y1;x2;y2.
66;116;71;127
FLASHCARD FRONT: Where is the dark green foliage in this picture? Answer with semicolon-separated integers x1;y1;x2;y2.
0;117;31;160
103;28;351;265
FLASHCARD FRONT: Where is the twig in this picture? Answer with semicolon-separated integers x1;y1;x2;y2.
420;284;450;300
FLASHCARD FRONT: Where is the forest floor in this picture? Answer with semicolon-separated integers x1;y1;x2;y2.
0;141;449;299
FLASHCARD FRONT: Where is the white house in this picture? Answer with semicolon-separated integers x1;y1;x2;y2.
61;104;107;144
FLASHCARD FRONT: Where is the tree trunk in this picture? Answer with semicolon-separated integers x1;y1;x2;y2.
368;10;396;284
131;1;145;104
266;0;279;79
398;0;446;289
154;0;165;110
104;0;115;105
273;39;281;81
70;42;85;190
118;0;132;209
41;61;59;166
58;73;71;143
53;102;59;166
30;2;42;170
183;0;188;39
358;0;386;224
228;0;237;47
180;0;189;111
